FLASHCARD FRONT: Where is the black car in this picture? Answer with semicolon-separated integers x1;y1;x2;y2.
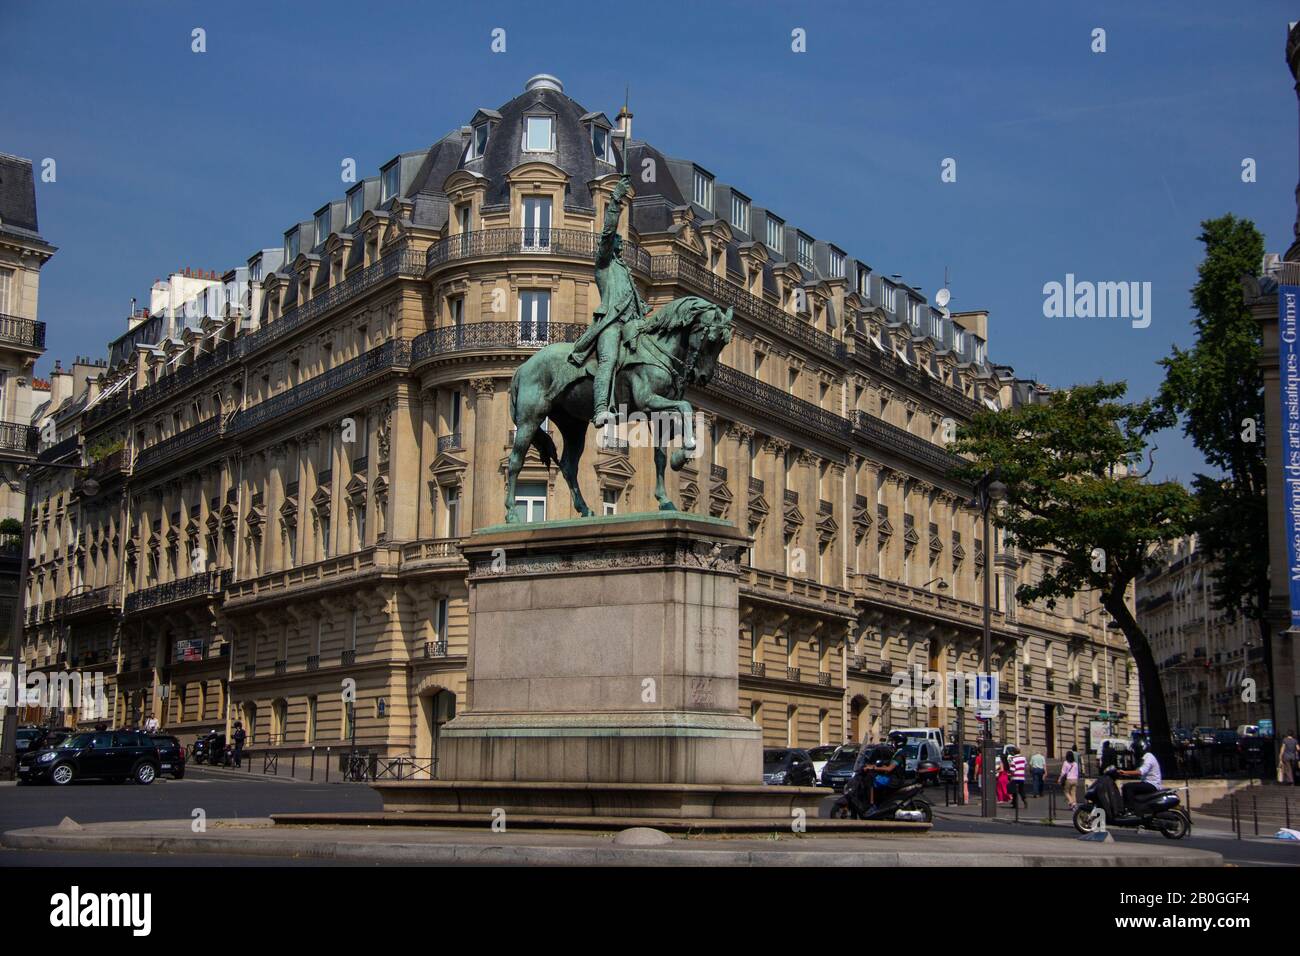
148;734;186;779
1237;734;1272;770
821;744;863;791
762;747;817;786
17;730;162;786
14;726;70;754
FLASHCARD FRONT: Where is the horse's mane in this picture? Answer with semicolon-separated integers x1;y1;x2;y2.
641;296;718;336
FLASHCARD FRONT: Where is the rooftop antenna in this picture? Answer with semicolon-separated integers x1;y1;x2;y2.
936;265;951;314
620;84;630;175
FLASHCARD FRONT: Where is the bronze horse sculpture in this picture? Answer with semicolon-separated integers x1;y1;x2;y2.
505;296;732;522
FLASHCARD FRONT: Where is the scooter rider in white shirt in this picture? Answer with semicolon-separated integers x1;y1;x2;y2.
1116;737;1162;816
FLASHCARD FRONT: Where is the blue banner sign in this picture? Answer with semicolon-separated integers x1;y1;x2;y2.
1281;285;1300;628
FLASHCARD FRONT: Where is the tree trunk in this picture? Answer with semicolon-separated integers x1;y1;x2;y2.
1103;584;1175;769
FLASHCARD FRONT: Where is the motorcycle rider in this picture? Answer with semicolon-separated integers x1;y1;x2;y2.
1116;737;1163;816
857;742;907;813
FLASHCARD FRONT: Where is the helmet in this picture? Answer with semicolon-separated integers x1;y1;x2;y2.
1131;737;1149;762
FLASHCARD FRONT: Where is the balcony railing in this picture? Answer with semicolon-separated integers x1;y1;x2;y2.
124;568;230;614
307;655;319;670
0;421;39;456
226;338;412;436
784;489;800;506
855;335;983;420
0;313;45;350
818;671;832;687
710;464;728;482
437;433;462;454
852;410;965;478
411;320;587;363
132;339;238;414
87;447;129;482
786;666;801;682
426;227;651;275
650;255;846;362
244;247;424;359
424;640;448;659
342;649;357;666
134;415;225;473
36;434;79;464
748;476;764;494
62;585;122;617
750;661;766;678
706;365;850;445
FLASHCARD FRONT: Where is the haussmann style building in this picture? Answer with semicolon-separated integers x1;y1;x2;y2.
19;75;1138;773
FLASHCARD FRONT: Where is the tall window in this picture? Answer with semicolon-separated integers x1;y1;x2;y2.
797;234;814;270
765;215;784;254
602;487;619;516
457;205;471;255
0;267;12;314
856;266;869;297
830;250;845;279
730;193;750;233
284;230;300;263
449;295;464;329
591;124;612;162
693;168;714;210
346;188;364;226
469;122;491;159
521;196;552;250
519;290;550;343
381;162;400;202
879;279;897;312
314;209;330;247
435;597;449;641
445;487;461;537
514;481;547;523
524;115;554;152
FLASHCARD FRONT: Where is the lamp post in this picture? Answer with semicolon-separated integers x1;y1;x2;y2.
1;464;97;779
973;472;1007;817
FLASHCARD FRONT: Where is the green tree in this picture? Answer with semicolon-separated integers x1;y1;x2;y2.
1150;214;1271;726
951;382;1196;766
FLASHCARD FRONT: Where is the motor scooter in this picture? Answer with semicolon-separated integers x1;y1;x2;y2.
831;769;933;823
1071;766;1190;839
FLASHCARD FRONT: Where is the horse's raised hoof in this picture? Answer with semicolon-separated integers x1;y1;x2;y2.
670;449;688;471
658;501;678;512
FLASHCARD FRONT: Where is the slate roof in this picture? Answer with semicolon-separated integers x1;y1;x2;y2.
0;152;52;247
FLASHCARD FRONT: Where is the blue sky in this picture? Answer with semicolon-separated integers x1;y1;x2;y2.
2;0;1295;483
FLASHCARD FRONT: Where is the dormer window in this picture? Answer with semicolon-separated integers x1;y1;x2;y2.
796;234;814;270
591;124;613;163
856;266;869;297
765;214;784;254
346;187;364;226
830;249;845;279
730;192;750;233
954;328;967;354
381;161;400;203
908;300;922;328
284;229;300;264
250;258;263;283
692;168;713;211
469;122;491;160
314;209;331;248
524;115;554;152
878;279;897;312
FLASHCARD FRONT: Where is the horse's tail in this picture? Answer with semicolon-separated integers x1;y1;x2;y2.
509;372;520;425
532;429;559;470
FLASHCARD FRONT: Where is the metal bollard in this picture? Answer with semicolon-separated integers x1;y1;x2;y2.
291;753;296;778
325;746;331;783
1286;798;1291;830
1253;795;1259;836
310;746;316;782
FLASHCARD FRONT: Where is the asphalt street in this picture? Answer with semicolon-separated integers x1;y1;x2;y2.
0;769;1295;866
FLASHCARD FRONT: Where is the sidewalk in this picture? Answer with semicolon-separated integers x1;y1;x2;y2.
1;817;1225;867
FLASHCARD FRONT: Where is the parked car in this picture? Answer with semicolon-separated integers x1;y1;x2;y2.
13;726;70;754
888;726;945;751
896;740;944;787
1237;733;1272;770
148;734;186;779
820;744;864;791
762;748;817;786
807;745;840;786
940;743;980;782
17;730;162;786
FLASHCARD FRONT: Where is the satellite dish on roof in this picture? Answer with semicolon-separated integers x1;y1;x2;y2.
935;288;951;308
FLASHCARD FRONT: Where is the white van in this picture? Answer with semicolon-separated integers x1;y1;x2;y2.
890;726;946;751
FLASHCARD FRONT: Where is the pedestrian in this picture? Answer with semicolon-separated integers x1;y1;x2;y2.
1009;747;1028;807
973;749;983;793
1059;750;1079;808
996;751;1009;803
1030;750;1046;797
143;712;159;734
231;720;247;767
1280;730;1298;786
93;721;107;733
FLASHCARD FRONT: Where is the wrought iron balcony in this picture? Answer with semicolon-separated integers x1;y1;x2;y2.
818;499;833;516
274;659;287;675
62;585;122;618
426;227;652;275
424;640;448;659
306;654;319;670
854;336;983;420
784;489;800;506
0;421;38;456
786;666;801;682
750;661;766;678
749;476;764;494
352;455;369;473
226;338;412;436
818;671;832;687
86;447;129;482
123;568;230;614
436;433;462;454
85;388;130;426
650;255;846;363
710;463;728;482
242;247;424;360
706;365;850;445
411;320;587;363
0;313;45;350
852;410;965;478
134;415;224;473
132;339;238;414
36;434;78;463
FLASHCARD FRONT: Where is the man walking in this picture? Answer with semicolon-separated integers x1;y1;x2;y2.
1280;730;1297;785
568;173;647;427
1030;750;1046;797
231;720;247;768
1009;746;1028;807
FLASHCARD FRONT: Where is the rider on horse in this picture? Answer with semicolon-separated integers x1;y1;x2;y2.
568;173;646;428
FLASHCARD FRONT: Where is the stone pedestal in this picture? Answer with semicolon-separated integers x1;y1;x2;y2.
436;513;763;786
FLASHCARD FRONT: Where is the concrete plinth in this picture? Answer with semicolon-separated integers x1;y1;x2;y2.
435;513;763;791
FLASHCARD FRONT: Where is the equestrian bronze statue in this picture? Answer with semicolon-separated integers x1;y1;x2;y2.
504;173;732;522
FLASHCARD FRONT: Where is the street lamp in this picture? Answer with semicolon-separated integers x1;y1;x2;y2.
972;472;1006;818
921;577;949;591
1;463;98;779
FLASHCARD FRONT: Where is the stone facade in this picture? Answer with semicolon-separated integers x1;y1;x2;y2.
20;76;1134;769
